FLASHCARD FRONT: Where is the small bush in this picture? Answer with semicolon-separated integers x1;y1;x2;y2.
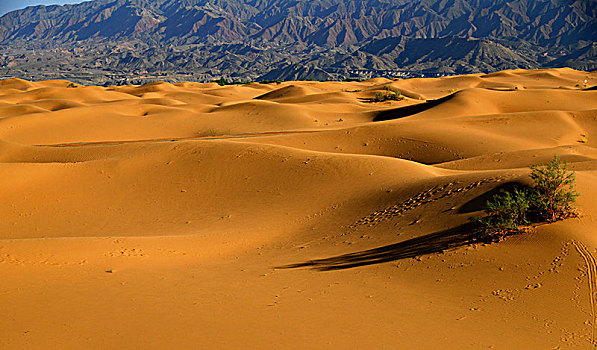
578;133;588;143
475;155;578;240
259;79;283;85
214;77;230;86
214;78;253;86
529;155;578;222
474;188;533;237
370;86;403;102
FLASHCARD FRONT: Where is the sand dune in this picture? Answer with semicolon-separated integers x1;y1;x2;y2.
1;69;597;349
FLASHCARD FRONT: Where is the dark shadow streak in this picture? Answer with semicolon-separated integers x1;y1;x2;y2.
458;182;529;214
372;94;454;122
278;222;480;271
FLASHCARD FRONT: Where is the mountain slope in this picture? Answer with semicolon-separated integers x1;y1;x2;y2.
0;0;595;83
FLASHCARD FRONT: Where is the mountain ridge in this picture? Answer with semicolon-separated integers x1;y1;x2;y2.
0;0;595;83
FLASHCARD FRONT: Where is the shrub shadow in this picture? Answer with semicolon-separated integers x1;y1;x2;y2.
278;222;480;271
458;182;530;214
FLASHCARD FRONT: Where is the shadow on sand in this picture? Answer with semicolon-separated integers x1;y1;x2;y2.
372;94;453;121
458;181;529;214
279;222;482;271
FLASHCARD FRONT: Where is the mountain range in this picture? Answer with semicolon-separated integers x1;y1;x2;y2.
0;0;595;84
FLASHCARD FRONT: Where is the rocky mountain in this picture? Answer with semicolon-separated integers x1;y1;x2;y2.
0;0;595;83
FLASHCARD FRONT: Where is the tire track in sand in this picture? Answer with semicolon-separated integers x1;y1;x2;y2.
573;240;597;347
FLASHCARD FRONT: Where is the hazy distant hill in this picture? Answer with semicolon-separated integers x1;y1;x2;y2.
0;0;595;83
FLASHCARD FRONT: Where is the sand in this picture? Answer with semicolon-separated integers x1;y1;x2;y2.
1;68;597;349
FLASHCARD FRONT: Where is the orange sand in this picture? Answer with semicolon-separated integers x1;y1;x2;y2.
1;68;597;348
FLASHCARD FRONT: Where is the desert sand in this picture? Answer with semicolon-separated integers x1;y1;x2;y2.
1;68;597;349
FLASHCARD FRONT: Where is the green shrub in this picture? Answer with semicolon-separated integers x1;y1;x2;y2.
529;155;578;222
214;78;253;86
370;87;403;102
214;77;230;86
474;188;533;238
475;155;578;240
259;79;283;85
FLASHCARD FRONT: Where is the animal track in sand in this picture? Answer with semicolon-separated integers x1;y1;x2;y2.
549;242;571;273
0;253;88;266
491;288;519;301
155;248;188;256
104;247;190;257
349;178;503;229
105;248;147;257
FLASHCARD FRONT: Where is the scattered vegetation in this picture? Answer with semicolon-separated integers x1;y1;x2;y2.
578;133;588;143
449;88;459;93
259;79;284;85
474;156;579;241
369;86;404;102
66;82;78;88
213;78;253;86
214;78;231;86
259;79;283;85
343;78;363;82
